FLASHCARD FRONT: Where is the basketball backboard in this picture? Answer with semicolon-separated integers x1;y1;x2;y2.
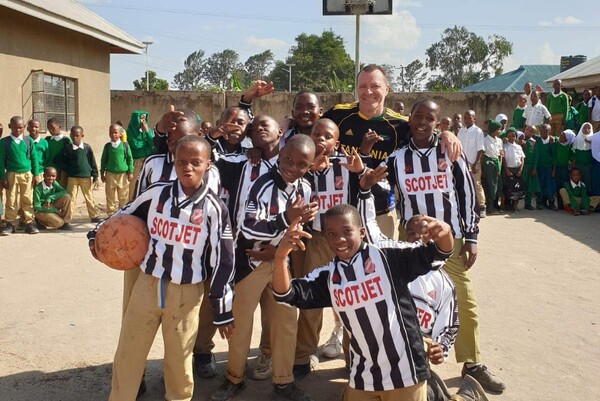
323;0;393;15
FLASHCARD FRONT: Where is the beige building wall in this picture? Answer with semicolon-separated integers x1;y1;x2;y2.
0;6;110;152
111;90;523;129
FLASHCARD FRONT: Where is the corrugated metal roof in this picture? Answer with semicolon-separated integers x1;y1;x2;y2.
460;65;560;92
0;0;144;54
546;55;600;90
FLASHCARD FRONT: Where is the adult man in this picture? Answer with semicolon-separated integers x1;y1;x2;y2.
588;86;600;132
524;82;533;107
457;110;486;217
546;79;569;136
323;64;460;238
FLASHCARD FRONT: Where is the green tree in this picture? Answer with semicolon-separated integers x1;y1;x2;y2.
269;30;355;92
425;26;512;91
204;49;242;89
133;70;169;91
399;60;428;92
172;50;206;90
244;50;274;82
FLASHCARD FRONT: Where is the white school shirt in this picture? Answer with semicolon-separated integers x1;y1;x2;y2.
457;125;485;164
483;135;503;159
503;142;525;168
588;96;600;121
524;102;551;126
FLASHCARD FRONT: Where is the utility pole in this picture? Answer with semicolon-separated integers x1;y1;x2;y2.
285;63;295;92
142;41;153;91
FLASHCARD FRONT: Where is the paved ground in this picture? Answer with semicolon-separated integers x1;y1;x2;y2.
1;190;599;400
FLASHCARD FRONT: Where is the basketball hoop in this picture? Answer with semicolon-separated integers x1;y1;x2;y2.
345;0;375;15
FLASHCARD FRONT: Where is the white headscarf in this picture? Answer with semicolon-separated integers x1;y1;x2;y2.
572;123;592;151
559;129;576;146
590;131;600;162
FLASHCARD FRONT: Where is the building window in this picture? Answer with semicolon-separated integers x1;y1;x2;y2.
30;71;77;132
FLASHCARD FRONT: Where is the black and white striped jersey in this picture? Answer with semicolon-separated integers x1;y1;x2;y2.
214;151;248;218
308;155;362;232
387;136;480;242
236;164;311;282
274;238;451;391
232;155;279;234
103;180;235;325
133;152;175;199
133;151;221;201
408;270;458;360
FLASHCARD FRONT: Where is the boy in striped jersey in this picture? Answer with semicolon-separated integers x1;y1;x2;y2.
210;134;318;401
88;136;234;401
386;100;506;394
205;106;251;158
294;118;371;375
194;115;282;380
273;207;454;401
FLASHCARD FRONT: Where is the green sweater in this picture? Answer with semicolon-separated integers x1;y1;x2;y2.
523;137;540;167
32;138;48;173
126;110;155;159
537;137;557;168
563;181;590;209
0;136;41;179
100;141;134;174
546;91;569;115
574;149;592;166
45;136;71;169
58;144;98;180
553;144;573;167
511;107;525;129
33;181;68;213
575;101;590;127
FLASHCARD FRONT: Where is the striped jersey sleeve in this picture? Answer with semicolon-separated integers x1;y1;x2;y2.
133;153;174;199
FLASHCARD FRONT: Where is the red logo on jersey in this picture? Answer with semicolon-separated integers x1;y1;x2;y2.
331;272;341;285
156;203;164;213
405;165;413;174
335;176;344;190
437;159;447;171
269;205;278;215
427;290;437;301
251;172;258;181
190;209;203;225
364;258;375;274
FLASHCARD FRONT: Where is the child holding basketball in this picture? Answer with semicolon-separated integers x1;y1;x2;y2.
88;136;234;401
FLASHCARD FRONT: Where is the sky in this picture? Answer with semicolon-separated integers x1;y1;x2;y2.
78;0;600;90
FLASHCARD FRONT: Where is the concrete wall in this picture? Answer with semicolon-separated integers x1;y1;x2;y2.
0;6;111;151
110;90;525;130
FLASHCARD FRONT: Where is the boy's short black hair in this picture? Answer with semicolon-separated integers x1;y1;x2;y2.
282;133;316;156
292;91;319;107
10;116;23;125
175;135;210;157
178;109;202;133
312;118;339;135
410;99;439;114
325;204;361;227
70;125;83;133
220;106;249;121
44;166;57;175
569;167;581;176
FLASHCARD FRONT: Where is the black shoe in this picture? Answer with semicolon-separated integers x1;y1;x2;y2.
209;378;246;401
457;374;490;401
16;221;26;231
58;223;73;231
193;353;217;378
462;364;506;394
24;223;39;234
1;223;15;236
292;363;310;379
136;378;147;399
90;217;102;223
35;219;48;230
273;382;315;401
535;204;544;210
524;204;534;210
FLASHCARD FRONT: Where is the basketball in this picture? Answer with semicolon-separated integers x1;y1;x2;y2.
94;214;150;271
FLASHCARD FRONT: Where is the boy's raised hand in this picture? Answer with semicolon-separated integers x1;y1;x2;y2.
439;130;462;162
247;147;262;166
359;164;388;190
218;322;235;340
242;80;274;103
340;147;364;173
360;129;383;156
310;148;331;172
275;218;312;258
286;195;318;223
424;338;445;365
156;105;187;134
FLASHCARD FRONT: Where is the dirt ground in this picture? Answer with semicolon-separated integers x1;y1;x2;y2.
1;187;599;401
